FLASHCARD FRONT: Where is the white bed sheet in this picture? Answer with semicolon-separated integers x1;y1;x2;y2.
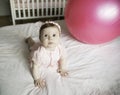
0;20;120;95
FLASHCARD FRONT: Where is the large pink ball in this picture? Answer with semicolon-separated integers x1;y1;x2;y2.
65;0;120;44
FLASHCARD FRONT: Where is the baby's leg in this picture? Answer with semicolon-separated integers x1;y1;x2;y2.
25;37;35;51
25;37;35;71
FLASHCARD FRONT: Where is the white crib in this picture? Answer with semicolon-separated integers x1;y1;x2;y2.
10;0;67;25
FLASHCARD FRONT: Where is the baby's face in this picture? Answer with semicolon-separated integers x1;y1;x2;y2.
40;27;60;49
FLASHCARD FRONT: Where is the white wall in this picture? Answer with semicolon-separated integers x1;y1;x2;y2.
0;0;11;16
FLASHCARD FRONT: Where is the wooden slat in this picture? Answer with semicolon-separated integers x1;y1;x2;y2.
27;0;30;17
17;0;21;18
58;0;62;15
54;0;57;16
36;0;40;16
22;0;26;17
41;0;44;16
50;0;53;15
62;0;66;15
10;0;16;25
32;0;35;16
10;0;67;25
46;0;48;16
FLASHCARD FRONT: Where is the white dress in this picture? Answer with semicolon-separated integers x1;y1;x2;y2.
30;44;71;95
31;44;62;76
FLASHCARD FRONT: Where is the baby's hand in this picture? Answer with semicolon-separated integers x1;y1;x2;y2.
34;78;46;88
57;69;68;77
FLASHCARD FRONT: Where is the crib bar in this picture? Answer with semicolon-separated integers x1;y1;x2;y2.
10;0;67;25
27;0;30;17
22;0;26;17
32;0;35;17
54;0;57;15
17;0;21;18
58;0;62;15
50;0;53;16
46;0;48;16
41;0;44;16
62;0;66;15
36;0;40;17
10;0;16;25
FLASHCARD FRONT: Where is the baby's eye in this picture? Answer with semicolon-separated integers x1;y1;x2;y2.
44;34;48;37
53;34;56;37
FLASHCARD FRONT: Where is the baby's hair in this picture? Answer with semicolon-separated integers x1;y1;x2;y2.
39;21;61;36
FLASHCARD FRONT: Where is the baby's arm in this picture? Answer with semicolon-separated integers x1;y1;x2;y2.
58;46;68;76
32;62;45;88
31;51;46;88
58;56;68;76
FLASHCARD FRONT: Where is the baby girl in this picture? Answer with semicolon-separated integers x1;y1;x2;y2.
26;21;68;88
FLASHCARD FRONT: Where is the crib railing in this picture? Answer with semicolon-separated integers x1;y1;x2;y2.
10;0;67;25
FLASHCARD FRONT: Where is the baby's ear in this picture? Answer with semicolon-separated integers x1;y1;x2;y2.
39;35;41;41
58;30;61;35
59;32;61;36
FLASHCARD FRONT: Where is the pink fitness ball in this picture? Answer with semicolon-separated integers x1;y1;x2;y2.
65;0;120;44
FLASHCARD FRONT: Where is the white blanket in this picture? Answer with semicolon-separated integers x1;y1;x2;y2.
0;20;120;95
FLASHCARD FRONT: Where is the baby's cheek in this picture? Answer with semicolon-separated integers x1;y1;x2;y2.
43;40;48;47
55;38;60;44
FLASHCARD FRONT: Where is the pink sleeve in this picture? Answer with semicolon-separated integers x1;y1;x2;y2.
29;43;40;64
31;49;39;65
58;45;68;69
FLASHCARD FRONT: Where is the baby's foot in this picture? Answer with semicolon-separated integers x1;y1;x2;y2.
25;37;35;51
34;78;46;88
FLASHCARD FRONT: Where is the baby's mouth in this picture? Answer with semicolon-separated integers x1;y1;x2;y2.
48;42;54;44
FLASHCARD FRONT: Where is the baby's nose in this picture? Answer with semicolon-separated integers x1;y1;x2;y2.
48;36;53;40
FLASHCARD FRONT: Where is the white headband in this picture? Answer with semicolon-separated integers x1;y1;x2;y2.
43;21;61;33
